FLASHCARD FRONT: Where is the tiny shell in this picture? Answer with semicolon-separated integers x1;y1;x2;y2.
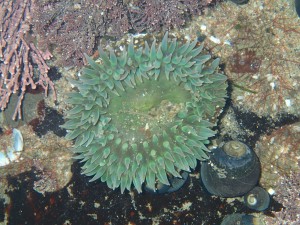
285;99;292;107
200;24;207;31
244;186;270;211
0;128;24;167
209;36;221;44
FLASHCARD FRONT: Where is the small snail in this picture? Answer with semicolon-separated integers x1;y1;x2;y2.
244;186;270;211
200;141;261;197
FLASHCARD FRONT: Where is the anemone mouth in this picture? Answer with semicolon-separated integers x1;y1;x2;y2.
63;32;228;193
108;74;190;144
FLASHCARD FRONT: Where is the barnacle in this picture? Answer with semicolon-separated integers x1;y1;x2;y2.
62;33;227;193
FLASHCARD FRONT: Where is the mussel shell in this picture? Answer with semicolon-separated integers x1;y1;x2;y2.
201;141;260;197
0;152;10;167
0;128;24;167
244;186;270;211
13;128;23;152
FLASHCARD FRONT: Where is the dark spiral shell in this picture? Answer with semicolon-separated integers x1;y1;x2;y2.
221;213;264;225
200;141;261;197
244;186;270;211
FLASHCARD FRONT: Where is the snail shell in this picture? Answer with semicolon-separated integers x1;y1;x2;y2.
200;141;261;197
244;186;270;211
221;213;264;225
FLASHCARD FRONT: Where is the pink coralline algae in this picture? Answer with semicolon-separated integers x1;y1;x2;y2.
31;0;219;67
129;0;217;33
129;0;186;33
0;0;55;120
31;0;131;67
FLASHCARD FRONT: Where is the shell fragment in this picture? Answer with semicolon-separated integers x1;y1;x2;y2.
0;128;24;167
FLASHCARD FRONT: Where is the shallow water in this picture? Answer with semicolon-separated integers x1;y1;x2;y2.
0;0;299;224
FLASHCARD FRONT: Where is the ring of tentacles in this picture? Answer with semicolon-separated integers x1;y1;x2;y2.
62;33;227;193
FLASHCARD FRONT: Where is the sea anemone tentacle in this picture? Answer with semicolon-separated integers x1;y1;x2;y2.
63;32;227;193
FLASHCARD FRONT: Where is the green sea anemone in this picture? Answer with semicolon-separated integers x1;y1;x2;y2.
62;33;227;193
